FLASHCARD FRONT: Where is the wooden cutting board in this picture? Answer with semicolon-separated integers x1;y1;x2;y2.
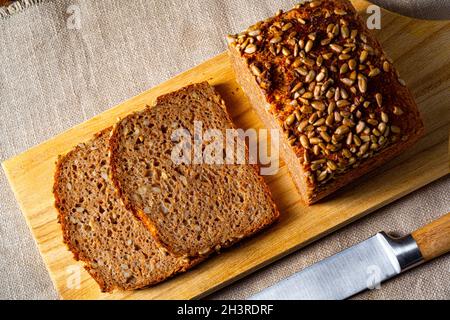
2;1;449;300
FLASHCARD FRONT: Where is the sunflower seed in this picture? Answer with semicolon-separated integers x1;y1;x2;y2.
320;131;331;142
393;106;404;115
309;137;322;145
310;1;322;8
291;82;303;93
340;63;348;74
339;53;351;60
330;43;343;53
336;99;350;108
303;150;310;164
316;70;326;82
245;44;257;54
334;8;347;15
282;47;291;56
314;118;326;127
360;142;370;154
311;162;321;171
353;135;362;146
299;135;310;149
317;170;328;181
391;125;401;133
345;131;352;145
358;75;367;93
335;125;350;135
342;148;352;158
302;91;313;99
304;57;315;67
378;122;387;133
288;136;297;145
381;111;389;123
375;93;383;107
295;67;309;77
305;70;316;83
327;160;337;170
321;38;332;46
398;78;406;86
248;29;261;36
341;78;354;86
369;68;381;77
251;64;262;76
372;128;382;136
310;101;325;111
383;61;390;72
226;35;236;44
360;50;368;63
309;113;318;124
282;22;293;31
298;120;309;132
341;25;349;38
312;144;321;155
270;36;282;44
285;114;296;126
305;39;314;53
341;88;349;100
342;118;355;127
325;114;334;126
356;121;365;134
347;59;356;71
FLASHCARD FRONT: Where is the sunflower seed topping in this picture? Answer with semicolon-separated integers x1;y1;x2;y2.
230;1;410;190
244;44;257;54
334;8;347;15
251;64;262;76
393;106;404;115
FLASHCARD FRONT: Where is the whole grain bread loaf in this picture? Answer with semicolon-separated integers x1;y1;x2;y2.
53;129;201;292
227;0;424;204
109;82;279;257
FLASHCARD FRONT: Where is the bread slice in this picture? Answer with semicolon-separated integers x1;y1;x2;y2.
227;0;424;204
109;82;279;257
53;129;202;292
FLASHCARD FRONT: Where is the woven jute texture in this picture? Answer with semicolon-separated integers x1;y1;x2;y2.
0;0;448;299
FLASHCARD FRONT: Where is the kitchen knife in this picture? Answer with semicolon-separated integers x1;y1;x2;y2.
250;212;450;300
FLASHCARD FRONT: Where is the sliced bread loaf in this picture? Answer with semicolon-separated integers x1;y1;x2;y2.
53;129;201;292
109;82;279;257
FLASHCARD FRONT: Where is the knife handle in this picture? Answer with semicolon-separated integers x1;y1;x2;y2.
411;212;450;261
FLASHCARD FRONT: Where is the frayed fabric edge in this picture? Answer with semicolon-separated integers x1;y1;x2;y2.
0;0;48;19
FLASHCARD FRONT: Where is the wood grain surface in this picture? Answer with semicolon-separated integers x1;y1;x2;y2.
2;2;449;299
413;213;450;261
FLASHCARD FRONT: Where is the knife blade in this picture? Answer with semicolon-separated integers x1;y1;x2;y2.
249;212;450;300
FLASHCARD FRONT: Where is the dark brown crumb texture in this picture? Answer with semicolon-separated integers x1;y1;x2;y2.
109;82;280;258
53;129;202;292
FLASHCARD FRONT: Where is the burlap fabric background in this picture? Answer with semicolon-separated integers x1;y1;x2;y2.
0;0;448;300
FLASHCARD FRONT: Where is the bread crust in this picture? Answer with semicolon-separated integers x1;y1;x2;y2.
108;82;280;258
227;0;424;204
